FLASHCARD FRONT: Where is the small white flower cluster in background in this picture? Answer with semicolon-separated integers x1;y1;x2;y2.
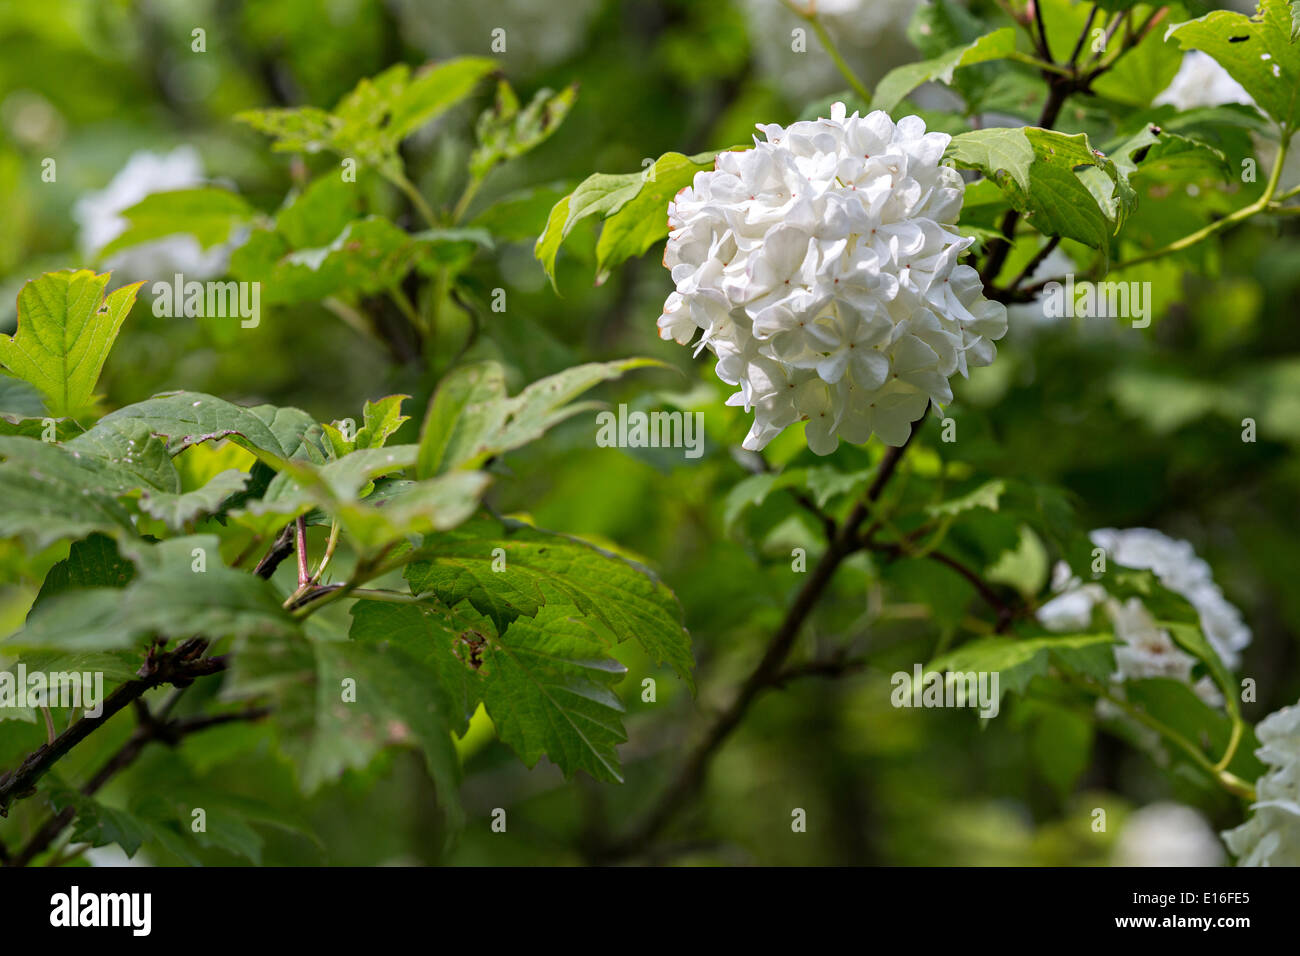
1222;702;1300;866
1114;802;1225;867
75;146;231;281
1154;50;1255;110
659;103;1007;454
1038;528;1251;706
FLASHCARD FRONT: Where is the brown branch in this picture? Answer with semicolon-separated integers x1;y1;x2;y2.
7;702;270;867
0;638;224;818
253;523;296;580
588;414;926;862
772;654;868;687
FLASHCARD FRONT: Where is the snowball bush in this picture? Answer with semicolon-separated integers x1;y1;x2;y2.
1222;702;1300;866
75;146;231;280
1114;802;1225;867
659;103;1008;454
1039;528;1252;705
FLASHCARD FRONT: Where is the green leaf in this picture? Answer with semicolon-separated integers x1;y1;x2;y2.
0;436;139;548
723;469;806;532
927;479;1005;517
1161;620;1241;721
238;58;496;175
417;358;663;477
535;150;724;288
386;57;499;141
1029;703;1095;797
405;517;694;689
355;394;409;450
227;635;464;833
470;182;573;242
945;127;1136;258
351;600;629;781
1090;10;1183;108
470;81;577;181
1122;678;1263;780
232;217;423;304
85;391;318;461
138;468;250;531
0;270;144;418
237;445;490;549
34;533;136;604
98;188;256;259
43;778;150;857
65;418;180;493
927;633;1117;703
1166;0;1300;130
480;607;627;781
1108;124;1231;181
276;175;365;249
872;28;1017;113
410;227;494;272
9;535;298;652
349;599;487;734
534;194;571;290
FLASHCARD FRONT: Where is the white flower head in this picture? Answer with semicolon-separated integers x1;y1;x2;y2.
660;104;1007;454
1222;702;1300;866
1038;528;1252;707
74;146;230;281
1114;802;1225;867
1154;50;1255;111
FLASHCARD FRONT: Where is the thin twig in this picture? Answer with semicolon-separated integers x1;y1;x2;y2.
590;416;926;862
8;703;270;866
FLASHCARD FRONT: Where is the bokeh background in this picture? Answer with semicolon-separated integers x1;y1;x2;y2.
1;0;1297;865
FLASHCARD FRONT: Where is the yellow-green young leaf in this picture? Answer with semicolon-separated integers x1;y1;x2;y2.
0;270;144;418
535;150;726;288
534;194;571;290
417;358;664;477
386;57;498;142
355;394;410;449
927;479;1005;517
470;82;578;181
594;151;720;285
238;58;496;172
98;187;256;259
927;633;1117;704
234;445;490;549
872;28;1017;112
1166;0;1300;130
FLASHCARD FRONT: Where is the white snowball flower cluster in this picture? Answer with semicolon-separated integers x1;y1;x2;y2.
1114;802;1225;867
1154;50;1254;110
75;146;231;281
659;103;1007;454
1038;528;1251;706
1222;702;1300;866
